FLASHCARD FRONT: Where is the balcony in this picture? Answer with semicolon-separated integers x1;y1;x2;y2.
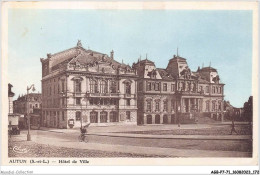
86;92;120;98
124;94;136;98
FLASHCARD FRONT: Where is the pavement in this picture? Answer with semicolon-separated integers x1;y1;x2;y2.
37;124;251;141
12;133;251;158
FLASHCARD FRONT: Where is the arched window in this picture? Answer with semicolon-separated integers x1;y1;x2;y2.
90;79;98;93
125;82;131;94
147;115;152;124
90;111;98;123
163;115;168;124
155;115;160;124
110;111;118;122
110;81;117;93
100;111;108;123
100;80;107;93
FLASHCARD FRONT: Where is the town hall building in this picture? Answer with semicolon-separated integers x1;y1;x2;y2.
41;41;138;128
41;41;224;128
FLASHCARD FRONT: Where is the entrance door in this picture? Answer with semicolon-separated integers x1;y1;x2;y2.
163;115;168;124
147;115;152;124
100;111;107;123
171;114;175;124
90;111;98;123
155;115;160;124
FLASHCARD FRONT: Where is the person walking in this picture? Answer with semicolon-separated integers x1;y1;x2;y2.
230;120;238;135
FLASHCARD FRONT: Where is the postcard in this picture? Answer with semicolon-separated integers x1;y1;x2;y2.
1;1;259;174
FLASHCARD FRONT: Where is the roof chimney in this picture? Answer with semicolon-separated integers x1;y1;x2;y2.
110;50;114;59
47;53;52;58
77;40;82;47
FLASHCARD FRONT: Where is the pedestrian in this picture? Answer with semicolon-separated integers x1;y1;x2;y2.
230;120;238;135
79;122;91;141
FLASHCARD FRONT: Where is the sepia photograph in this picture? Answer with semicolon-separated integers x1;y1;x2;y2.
1;1;259;173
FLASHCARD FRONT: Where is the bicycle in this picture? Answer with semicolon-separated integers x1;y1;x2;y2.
78;134;88;142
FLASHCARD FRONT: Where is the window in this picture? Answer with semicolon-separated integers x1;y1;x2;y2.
35;104;38;108
100;111;108;123
212;101;216;111
212;87;215;94
58;84;60;93
206;86;209;93
76;98;81;105
62;111;65;121
30;104;32;108
61;81;65;92
163;83;167;91
155;101;160;112
110;81;117;93
206;101;210;112
89;99;93;105
147;100;152;112
154;83;160;91
75;80;81;93
110;111;118;122
171;84;175;92
171;99;175;111
90;111;98;123
126;99;130;106
219;87;222;94
76;111;81;121
147;82;151;91
125;82;131;94
126;111;131;120
100;80;108;93
218;101;222;111
163;100;168;111
90;80;98;93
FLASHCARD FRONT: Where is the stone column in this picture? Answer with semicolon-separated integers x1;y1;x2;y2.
107;111;110;123
160;115;163;124
152;115;155;124
143;115;147;124
97;112;100;123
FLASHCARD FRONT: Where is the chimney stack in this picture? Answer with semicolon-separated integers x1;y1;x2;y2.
110;50;114;59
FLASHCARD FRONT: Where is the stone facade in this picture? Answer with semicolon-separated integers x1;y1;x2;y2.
133;54;225;125
41;41;138;128
40;41;224;128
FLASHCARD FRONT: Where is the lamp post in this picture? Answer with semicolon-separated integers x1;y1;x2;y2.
27;84;35;141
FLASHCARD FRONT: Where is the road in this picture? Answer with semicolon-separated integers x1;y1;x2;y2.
22;129;252;153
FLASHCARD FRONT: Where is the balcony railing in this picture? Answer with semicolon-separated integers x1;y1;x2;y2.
124;94;136;98
86;92;120;98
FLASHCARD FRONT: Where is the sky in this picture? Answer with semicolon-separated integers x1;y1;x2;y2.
8;9;252;107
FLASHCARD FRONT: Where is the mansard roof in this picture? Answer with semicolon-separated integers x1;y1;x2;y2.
199;66;217;72
42;45;131;70
156;68;174;80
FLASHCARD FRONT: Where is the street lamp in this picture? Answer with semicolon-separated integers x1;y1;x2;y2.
27;84;35;141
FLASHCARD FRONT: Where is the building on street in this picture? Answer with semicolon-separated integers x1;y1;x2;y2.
133;54;225;124
13;93;42;129
40;41;225;128
41;41;138;128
